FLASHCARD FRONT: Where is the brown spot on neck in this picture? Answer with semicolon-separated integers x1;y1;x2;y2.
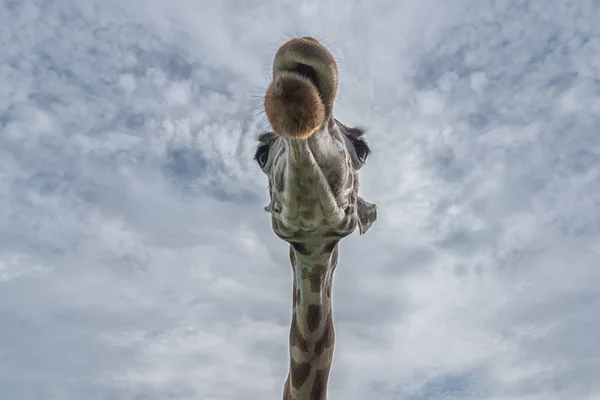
310;367;331;400
301;264;327;293
306;304;322;333
314;311;335;356
283;376;292;400
289;314;308;352
290;359;311;390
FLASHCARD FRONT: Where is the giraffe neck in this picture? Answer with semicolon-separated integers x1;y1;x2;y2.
283;242;339;400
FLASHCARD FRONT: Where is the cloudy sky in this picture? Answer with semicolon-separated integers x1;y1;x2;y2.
2;0;600;399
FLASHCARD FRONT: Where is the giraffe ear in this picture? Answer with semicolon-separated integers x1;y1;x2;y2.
357;196;377;235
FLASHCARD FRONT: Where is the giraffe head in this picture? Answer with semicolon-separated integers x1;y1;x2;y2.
255;37;377;244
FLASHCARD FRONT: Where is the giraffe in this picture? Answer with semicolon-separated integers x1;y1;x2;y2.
253;37;377;400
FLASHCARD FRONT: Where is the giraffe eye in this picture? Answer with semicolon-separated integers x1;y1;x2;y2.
352;139;371;163
254;144;270;168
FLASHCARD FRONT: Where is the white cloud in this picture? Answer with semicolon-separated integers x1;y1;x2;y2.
1;0;599;399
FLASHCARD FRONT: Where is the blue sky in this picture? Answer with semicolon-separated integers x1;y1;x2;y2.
1;0;599;399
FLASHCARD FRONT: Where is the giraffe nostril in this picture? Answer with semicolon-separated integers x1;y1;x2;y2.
291;63;321;94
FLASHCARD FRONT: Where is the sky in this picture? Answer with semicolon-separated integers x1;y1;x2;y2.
1;0;599;399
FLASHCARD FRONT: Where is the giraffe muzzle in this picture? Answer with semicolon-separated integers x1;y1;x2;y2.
264;37;339;140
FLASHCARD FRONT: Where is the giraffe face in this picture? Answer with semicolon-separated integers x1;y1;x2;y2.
254;37;377;240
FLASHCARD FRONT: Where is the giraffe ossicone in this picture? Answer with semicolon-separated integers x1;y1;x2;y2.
254;36;377;400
